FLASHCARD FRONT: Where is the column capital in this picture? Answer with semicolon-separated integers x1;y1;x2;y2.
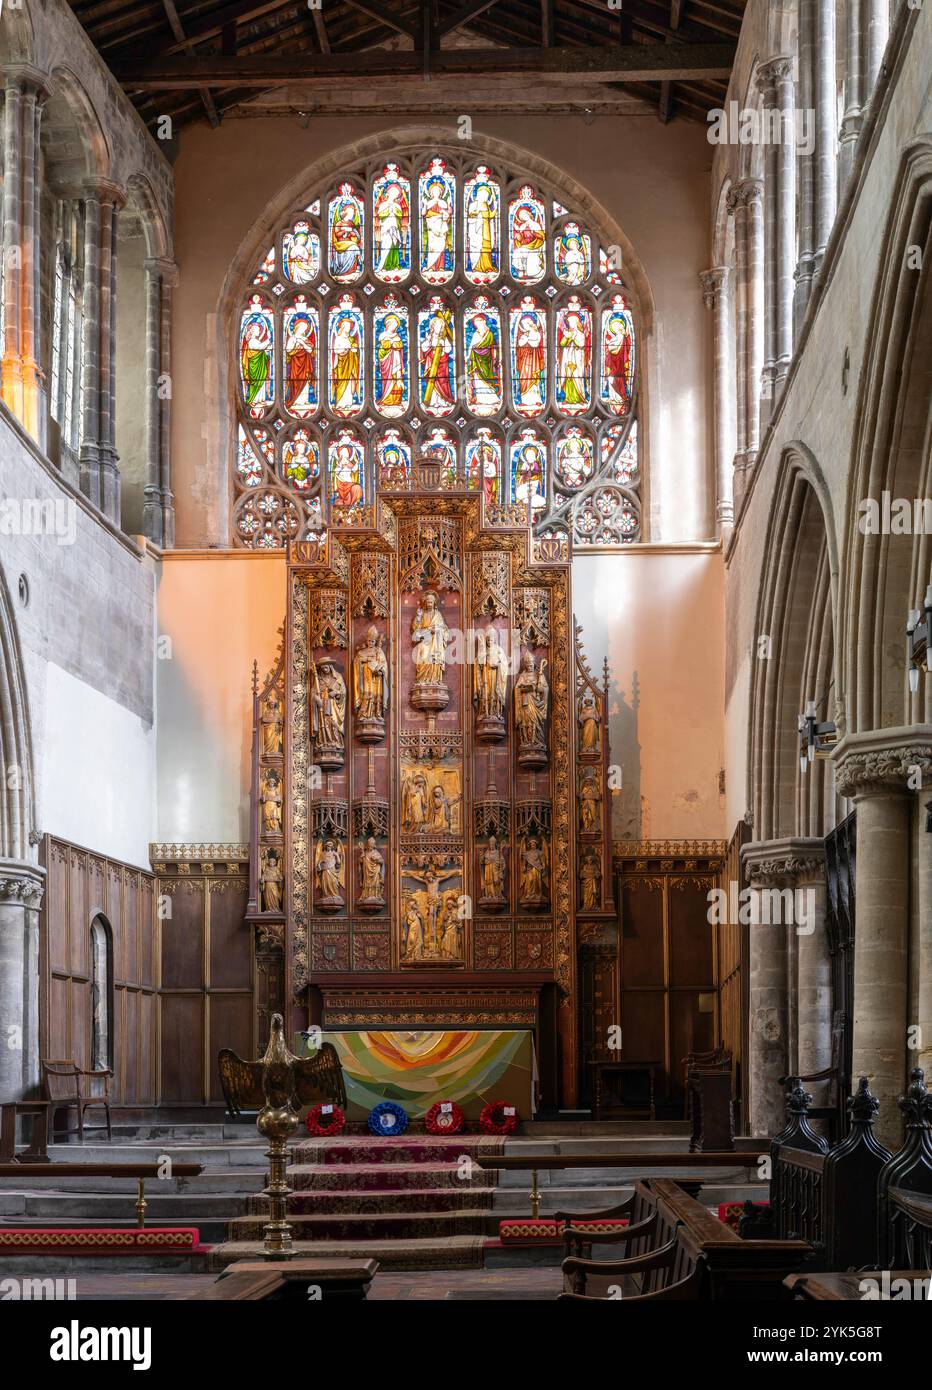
834;725;932;799
73;178;127;211
742;837;826;887
727;177;764;213
757;54;795;90
3;65;54;101
0;859;45;910
699;266;729;308
145;257;179;289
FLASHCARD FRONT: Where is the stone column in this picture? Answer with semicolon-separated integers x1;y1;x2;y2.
814;0;837;275
757;63;778;415
794;850;832;1091
865;0;889;96
159;266;176;548
795;0;816;328
78;182;125;521
771;57;796;395
699;267;734;535
918;787;932;1084
142;258;178;548
836;729;932;1152
79;189;102;509
745;180;765;476
0;863;45;1105
839;0;864;188
1;67;49;441
728;179;763;511
742;841;792;1136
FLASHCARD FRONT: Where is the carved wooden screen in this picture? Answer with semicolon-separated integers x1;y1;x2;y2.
278;476;580;1106
233;145;641;552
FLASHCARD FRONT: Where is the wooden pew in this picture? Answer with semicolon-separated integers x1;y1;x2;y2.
877;1067;932;1266
189;1257;378;1301
747;1070;932;1273
559;1179;811;1301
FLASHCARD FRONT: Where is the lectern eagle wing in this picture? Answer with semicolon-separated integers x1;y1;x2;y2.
218;1041;346;1115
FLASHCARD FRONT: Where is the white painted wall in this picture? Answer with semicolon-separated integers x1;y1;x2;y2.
39;662;156;869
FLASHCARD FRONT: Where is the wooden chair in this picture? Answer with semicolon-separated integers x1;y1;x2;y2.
42;1060;113;1142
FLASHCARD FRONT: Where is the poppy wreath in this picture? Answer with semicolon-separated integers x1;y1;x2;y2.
479;1100;519;1135
424;1101;465;1136
367;1101;409;1137
304;1103;346;1137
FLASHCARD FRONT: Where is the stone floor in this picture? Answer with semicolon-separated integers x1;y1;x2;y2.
48;1267;564;1300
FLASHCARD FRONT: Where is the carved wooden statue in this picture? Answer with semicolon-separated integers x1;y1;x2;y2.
579;848;601;911
261;689;284;756
473;622;509;741
479;835;507;909
260;847;283;913
357;837;386;912
519;835;550;908
311;659;346;769
579;769;601;834
353;625;389;742
261;769;283;835
315;838;346;912
410;590;451;711
514;650;549;768
578;689;601;754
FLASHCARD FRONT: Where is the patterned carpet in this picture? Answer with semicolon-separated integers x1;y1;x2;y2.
213;1133;505;1271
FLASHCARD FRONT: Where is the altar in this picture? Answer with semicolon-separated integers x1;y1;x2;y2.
298;1028;536;1120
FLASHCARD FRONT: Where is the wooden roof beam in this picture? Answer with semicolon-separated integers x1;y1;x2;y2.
159;0;222;126
113;41;738;88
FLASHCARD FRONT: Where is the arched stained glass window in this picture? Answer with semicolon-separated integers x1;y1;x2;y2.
232;148;641;549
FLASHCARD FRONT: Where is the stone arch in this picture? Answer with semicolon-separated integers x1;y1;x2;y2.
841;138;932;733
43;67;111;190
737;61;767;184
211;123;656;547
0;563;36;864
125;173;171;261
749;443;843;842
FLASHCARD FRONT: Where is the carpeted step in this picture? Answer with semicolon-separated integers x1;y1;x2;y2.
261;1188;495;1216
209;1236;486;1272
292;1136;503;1166
289;1162;496;1192
228;1209;496;1242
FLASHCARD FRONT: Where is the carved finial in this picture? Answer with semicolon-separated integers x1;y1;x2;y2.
252;659;259;696
602;655;610;696
897;1067;931;1128
848;1076;880;1126
785;1076;813;1115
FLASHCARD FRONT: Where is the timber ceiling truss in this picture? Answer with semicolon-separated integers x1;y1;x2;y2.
67;0;745;132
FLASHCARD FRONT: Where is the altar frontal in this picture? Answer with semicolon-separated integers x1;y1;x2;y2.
298;1028;535;1120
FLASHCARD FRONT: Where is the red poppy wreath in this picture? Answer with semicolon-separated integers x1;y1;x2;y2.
424;1101;465;1136
479;1100;519;1135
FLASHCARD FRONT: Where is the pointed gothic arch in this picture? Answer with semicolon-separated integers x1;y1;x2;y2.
841;138;932;733
0;564;36;864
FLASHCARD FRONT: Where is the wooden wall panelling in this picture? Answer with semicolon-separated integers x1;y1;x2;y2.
154;858;251;1107
613;843;727;1114
39;837;158;1110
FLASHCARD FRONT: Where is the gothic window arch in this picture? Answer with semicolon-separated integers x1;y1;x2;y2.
233;148;641;550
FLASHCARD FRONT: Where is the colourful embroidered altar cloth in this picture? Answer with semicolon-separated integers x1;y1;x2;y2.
313;1029;536;1120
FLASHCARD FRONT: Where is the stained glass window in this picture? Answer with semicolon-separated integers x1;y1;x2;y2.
232;148;641;549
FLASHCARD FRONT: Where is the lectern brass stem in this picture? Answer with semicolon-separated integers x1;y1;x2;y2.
255;1013;301;1260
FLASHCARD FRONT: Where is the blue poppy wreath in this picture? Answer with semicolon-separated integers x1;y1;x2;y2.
367;1101;409;1137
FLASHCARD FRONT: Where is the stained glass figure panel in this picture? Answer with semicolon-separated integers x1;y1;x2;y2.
372;164;411;284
